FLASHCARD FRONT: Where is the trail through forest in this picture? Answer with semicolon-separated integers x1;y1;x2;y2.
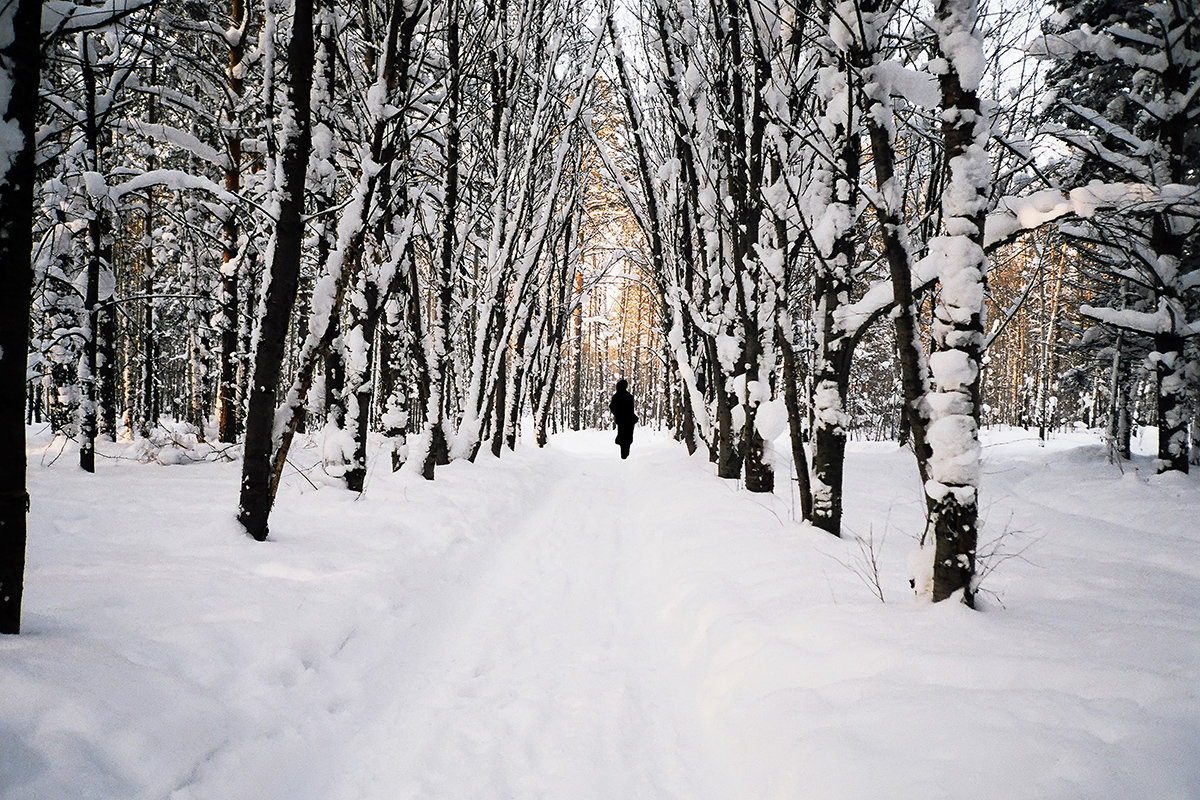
4;427;1200;799
332;441;731;799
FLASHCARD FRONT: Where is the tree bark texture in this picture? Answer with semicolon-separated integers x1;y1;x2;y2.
925;0;988;606
216;0;247;443
0;0;41;634
237;0;315;541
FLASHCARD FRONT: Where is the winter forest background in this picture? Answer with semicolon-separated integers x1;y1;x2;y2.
0;0;1198;795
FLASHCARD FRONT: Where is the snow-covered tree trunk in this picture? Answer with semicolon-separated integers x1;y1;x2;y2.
501;316;532;452
726;0;774;495
343;268;379;494
77;32;111;473
309;4;347;471
456;3;602;462
918;0;990;605
379;295;410;472
531;237;577;447
641;2;715;457
237;0;315;541
422;0;461;477
0;0;41;634
1154;330;1190;473
806;4;863;533
570;269;582;432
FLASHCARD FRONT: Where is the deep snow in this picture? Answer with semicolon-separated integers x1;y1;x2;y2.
3;425;1199;799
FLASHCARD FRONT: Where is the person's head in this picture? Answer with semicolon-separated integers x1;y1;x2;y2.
616;379;628;392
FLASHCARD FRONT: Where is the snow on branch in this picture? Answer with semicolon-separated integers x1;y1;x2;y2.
1042;123;1153;183
1029;29;1168;74
984;183;1200;251
834;257;940;339
1080;300;1199;338
118;120;231;170
1055;101;1156;158
155;8;249;49
42;0;154;36
110;169;238;205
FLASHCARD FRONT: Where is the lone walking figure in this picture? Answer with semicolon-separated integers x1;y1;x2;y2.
609;379;638;460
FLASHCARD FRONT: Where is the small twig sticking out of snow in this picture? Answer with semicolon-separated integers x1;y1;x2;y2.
42;435;71;468
284;458;321;493
732;483;789;530
828;522;888;604
971;510;1042;608
821;568;839;606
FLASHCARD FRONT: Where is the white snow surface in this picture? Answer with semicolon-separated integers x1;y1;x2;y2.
5;426;1200;799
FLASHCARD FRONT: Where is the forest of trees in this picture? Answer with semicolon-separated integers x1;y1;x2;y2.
1;0;1196;632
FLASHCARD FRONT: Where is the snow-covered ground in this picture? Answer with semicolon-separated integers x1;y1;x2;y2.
3;425;1199;799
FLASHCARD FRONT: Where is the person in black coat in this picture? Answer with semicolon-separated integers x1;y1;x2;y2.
609;379;638;459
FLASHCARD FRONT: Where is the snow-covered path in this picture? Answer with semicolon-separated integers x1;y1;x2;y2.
332;445;730;799
5;427;1200;800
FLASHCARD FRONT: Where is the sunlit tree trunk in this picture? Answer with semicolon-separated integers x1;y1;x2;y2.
216;0;247;443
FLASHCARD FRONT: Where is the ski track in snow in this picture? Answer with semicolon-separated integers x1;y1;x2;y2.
333;449;728;800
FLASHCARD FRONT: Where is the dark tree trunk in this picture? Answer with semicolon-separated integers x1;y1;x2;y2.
237;0;314;541
731;0;773;496
809;33;865;535
570;273;583;432
140;254;156;438
78;32;117;446
98;290;117;441
79;33;103;473
422;0;460;479
490;351;508;459
866;133;932;489
780;331;813;521
216;0;246;443
324;344;346;433
80;217;100;474
810;296;853;535
0;0;41;635
743;422;774;492
1107;330;1132;461
715;377;740;479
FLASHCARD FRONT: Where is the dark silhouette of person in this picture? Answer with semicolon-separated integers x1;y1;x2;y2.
609;379;638;459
